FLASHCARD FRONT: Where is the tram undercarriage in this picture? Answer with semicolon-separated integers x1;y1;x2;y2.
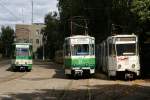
65;68;95;77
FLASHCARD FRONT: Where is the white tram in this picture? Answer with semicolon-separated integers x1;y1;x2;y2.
96;34;140;79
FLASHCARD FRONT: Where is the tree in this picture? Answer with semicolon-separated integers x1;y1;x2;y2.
0;26;14;57
130;0;150;43
58;0;141;43
58;0;110;43
43;12;62;59
58;0;87;37
131;0;150;22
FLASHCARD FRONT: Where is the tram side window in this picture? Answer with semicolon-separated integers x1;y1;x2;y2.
65;45;70;56
29;45;32;56
109;43;115;56
112;45;115;56
90;44;94;55
11;45;16;59
105;42;108;57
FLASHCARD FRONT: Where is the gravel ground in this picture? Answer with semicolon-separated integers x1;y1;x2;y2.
0;60;149;100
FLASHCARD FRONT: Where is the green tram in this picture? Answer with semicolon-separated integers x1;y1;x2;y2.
63;35;95;77
11;43;33;71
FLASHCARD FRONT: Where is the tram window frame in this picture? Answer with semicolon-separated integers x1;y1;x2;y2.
90;44;95;55
136;43;139;56
11;45;16;59
109;43;115;56
65;44;71;56
71;44;89;56
116;44;136;56
29;45;32;56
16;48;29;56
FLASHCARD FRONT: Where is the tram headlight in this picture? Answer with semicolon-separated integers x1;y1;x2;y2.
132;64;135;68
16;62;19;65
118;64;121;69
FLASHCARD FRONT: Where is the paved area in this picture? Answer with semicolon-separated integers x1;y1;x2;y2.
0;60;149;100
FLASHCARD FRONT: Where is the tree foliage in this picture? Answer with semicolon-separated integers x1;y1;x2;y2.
131;0;150;22
58;0;150;43
43;12;62;59
43;0;150;59
0;26;14;57
58;0;133;42
130;0;150;43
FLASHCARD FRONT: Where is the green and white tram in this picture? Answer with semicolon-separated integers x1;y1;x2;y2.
11;43;33;71
63;35;95;77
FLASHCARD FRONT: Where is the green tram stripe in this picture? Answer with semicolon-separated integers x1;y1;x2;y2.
64;57;95;69
16;56;32;60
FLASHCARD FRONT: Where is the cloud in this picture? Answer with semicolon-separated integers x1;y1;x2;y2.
0;0;58;25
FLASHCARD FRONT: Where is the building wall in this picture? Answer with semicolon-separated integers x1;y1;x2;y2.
15;24;45;56
15;24;30;42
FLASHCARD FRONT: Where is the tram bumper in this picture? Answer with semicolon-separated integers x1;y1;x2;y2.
73;67;95;74
65;67;95;75
15;65;28;70
117;66;140;76
20;66;26;70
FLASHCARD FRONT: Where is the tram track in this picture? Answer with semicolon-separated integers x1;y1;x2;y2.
58;79;74;100
58;78;92;100
86;79;92;100
0;60;27;84
0;72;27;84
0;60;11;68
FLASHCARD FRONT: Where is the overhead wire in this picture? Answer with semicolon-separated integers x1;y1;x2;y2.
0;0;21;21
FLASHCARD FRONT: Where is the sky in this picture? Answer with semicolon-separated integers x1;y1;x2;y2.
0;0;58;30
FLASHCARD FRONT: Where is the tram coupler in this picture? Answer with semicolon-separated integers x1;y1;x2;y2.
20;66;25;71
74;70;83;76
125;73;134;80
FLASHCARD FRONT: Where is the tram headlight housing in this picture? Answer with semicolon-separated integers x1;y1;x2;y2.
132;64;135;68
118;64;121;69
16;62;19;65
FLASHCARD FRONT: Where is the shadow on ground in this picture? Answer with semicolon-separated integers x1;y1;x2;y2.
51;63;66;79
1;84;150;100
34;60;66;79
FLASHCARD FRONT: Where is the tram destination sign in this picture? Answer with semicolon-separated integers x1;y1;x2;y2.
70;38;90;44
16;45;29;48
116;37;136;41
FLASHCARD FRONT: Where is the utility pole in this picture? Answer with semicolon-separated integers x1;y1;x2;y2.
71;18;73;35
84;19;88;35
22;8;24;23
42;35;45;60
31;0;33;24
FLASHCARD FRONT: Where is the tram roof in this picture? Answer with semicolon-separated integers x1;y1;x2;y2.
110;34;137;38
65;35;94;39
98;34;137;45
13;43;32;45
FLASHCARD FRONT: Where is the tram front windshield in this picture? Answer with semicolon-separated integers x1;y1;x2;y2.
71;44;91;56
16;48;29;56
116;44;136;56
